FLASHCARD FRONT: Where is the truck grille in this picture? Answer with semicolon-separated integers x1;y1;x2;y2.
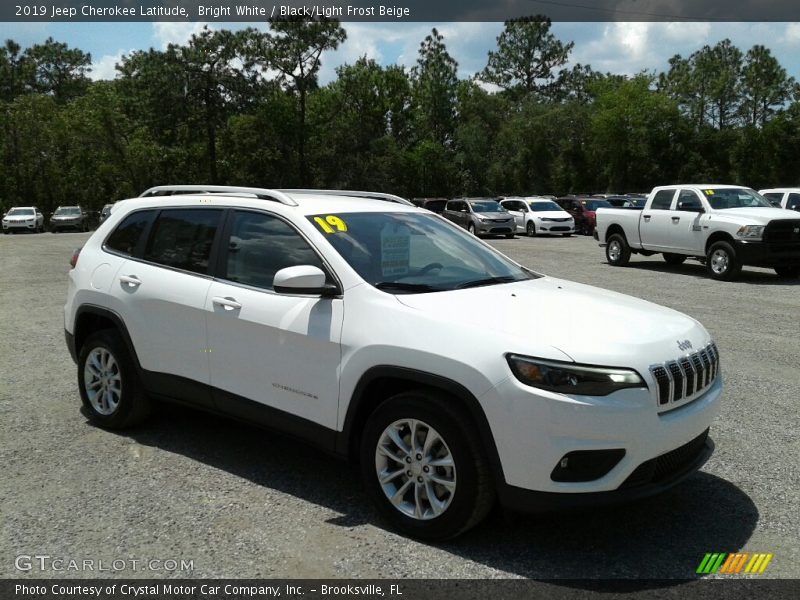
763;219;800;242
649;343;719;407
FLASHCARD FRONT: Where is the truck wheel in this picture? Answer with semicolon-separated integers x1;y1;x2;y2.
360;390;494;541
606;234;631;266
663;253;686;266
706;241;742;281
526;222;536;237
774;266;800;278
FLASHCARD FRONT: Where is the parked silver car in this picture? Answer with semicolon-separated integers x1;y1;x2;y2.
50;206;89;233
442;198;515;238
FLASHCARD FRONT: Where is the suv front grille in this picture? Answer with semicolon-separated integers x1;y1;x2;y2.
649;343;719;407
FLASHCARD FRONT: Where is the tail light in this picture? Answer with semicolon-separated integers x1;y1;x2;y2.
69;247;81;269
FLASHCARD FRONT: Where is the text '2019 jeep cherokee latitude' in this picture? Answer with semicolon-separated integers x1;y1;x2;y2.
64;187;722;540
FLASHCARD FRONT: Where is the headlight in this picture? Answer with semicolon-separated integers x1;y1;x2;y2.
506;354;646;396
736;225;765;239
478;217;487;222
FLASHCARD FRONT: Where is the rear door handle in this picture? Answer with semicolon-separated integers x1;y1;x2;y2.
212;296;242;311
119;275;141;287
643;215;651;222
672;216;680;223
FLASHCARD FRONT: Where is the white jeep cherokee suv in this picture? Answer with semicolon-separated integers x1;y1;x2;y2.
64;187;722;540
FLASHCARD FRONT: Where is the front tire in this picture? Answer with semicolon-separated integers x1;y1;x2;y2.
78;329;151;429
663;253;686;266
526;222;536;237
467;222;477;236
775;266;800;278
605;233;631;266
706;241;742;281
360;391;494;541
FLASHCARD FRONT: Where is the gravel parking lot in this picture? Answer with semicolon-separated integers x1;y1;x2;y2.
1;231;797;580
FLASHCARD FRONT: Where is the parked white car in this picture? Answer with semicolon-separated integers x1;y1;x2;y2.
758;188;800;212
64;186;721;539
500;197;575;236
2;206;44;233
595;184;800;280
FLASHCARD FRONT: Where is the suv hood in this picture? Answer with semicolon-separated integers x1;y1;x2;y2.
713;207;799;223
475;212;512;219
396;277;708;366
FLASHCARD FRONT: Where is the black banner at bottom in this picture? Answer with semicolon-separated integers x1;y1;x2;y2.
3;579;800;600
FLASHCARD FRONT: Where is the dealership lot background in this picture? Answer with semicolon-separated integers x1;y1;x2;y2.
1;231;797;579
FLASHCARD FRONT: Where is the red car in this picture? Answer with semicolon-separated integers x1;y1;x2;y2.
557;197;612;236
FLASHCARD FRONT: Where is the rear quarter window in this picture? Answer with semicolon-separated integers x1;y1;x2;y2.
105;210;155;257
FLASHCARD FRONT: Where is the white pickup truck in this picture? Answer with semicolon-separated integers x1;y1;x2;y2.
594;184;800;280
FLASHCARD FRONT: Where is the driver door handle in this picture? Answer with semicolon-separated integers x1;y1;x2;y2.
672;216;680;222
643;215;651;222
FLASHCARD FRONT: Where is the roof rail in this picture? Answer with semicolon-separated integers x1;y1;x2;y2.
138;185;298;207
276;189;414;206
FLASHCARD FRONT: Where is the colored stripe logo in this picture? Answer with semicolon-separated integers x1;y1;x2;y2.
697;552;773;574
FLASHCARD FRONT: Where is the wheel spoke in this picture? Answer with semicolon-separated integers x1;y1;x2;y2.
386;424;411;457
379;468;405;485
377;444;406;464
425;480;446;516
414;482;424;518
427;455;454;468
87;379;102;390
390;478;413;506
422;427;439;456
429;473;456;490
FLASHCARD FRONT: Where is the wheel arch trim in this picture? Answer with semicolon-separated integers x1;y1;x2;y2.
338;365;506;485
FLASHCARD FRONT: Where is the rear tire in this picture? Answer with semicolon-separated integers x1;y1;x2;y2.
663;253;686;266
360;390;494;541
706;241;742;281
605;233;631;266
774;266;800;278
77;329;151;429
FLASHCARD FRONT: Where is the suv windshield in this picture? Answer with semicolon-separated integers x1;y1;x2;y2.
469;201;505;213
308;212;536;293
529;201;562;212
705;188;772;210
7;208;34;216
55;207;81;215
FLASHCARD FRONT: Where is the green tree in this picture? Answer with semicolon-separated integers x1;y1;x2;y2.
410;28;459;147
248;17;346;185
479;16;573;98
739;45;796;127
24;37;91;102
0;39;33;101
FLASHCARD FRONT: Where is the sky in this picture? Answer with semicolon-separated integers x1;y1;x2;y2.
3;21;800;85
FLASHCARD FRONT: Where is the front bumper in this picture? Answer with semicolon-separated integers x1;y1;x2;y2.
50;220;82;230
481;374;722;501
735;240;800;267
538;222;575;235
498;433;714;512
2;221;37;231
476;221;514;235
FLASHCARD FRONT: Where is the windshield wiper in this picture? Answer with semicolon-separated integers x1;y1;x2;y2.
373;282;441;294
456;276;519;289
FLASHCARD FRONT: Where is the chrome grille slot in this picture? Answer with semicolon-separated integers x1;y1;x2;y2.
653;342;720;408
667;361;684;401
650;365;671;405
691;353;705;394
699;348;712;387
679;357;695;395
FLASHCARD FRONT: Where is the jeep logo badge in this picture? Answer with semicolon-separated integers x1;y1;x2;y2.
678;339;693;351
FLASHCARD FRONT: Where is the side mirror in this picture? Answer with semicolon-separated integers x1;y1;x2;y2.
678;201;705;213
273;265;337;296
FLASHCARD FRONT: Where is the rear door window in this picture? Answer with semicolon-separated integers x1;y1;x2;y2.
651;190;676;210
143;209;222;274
